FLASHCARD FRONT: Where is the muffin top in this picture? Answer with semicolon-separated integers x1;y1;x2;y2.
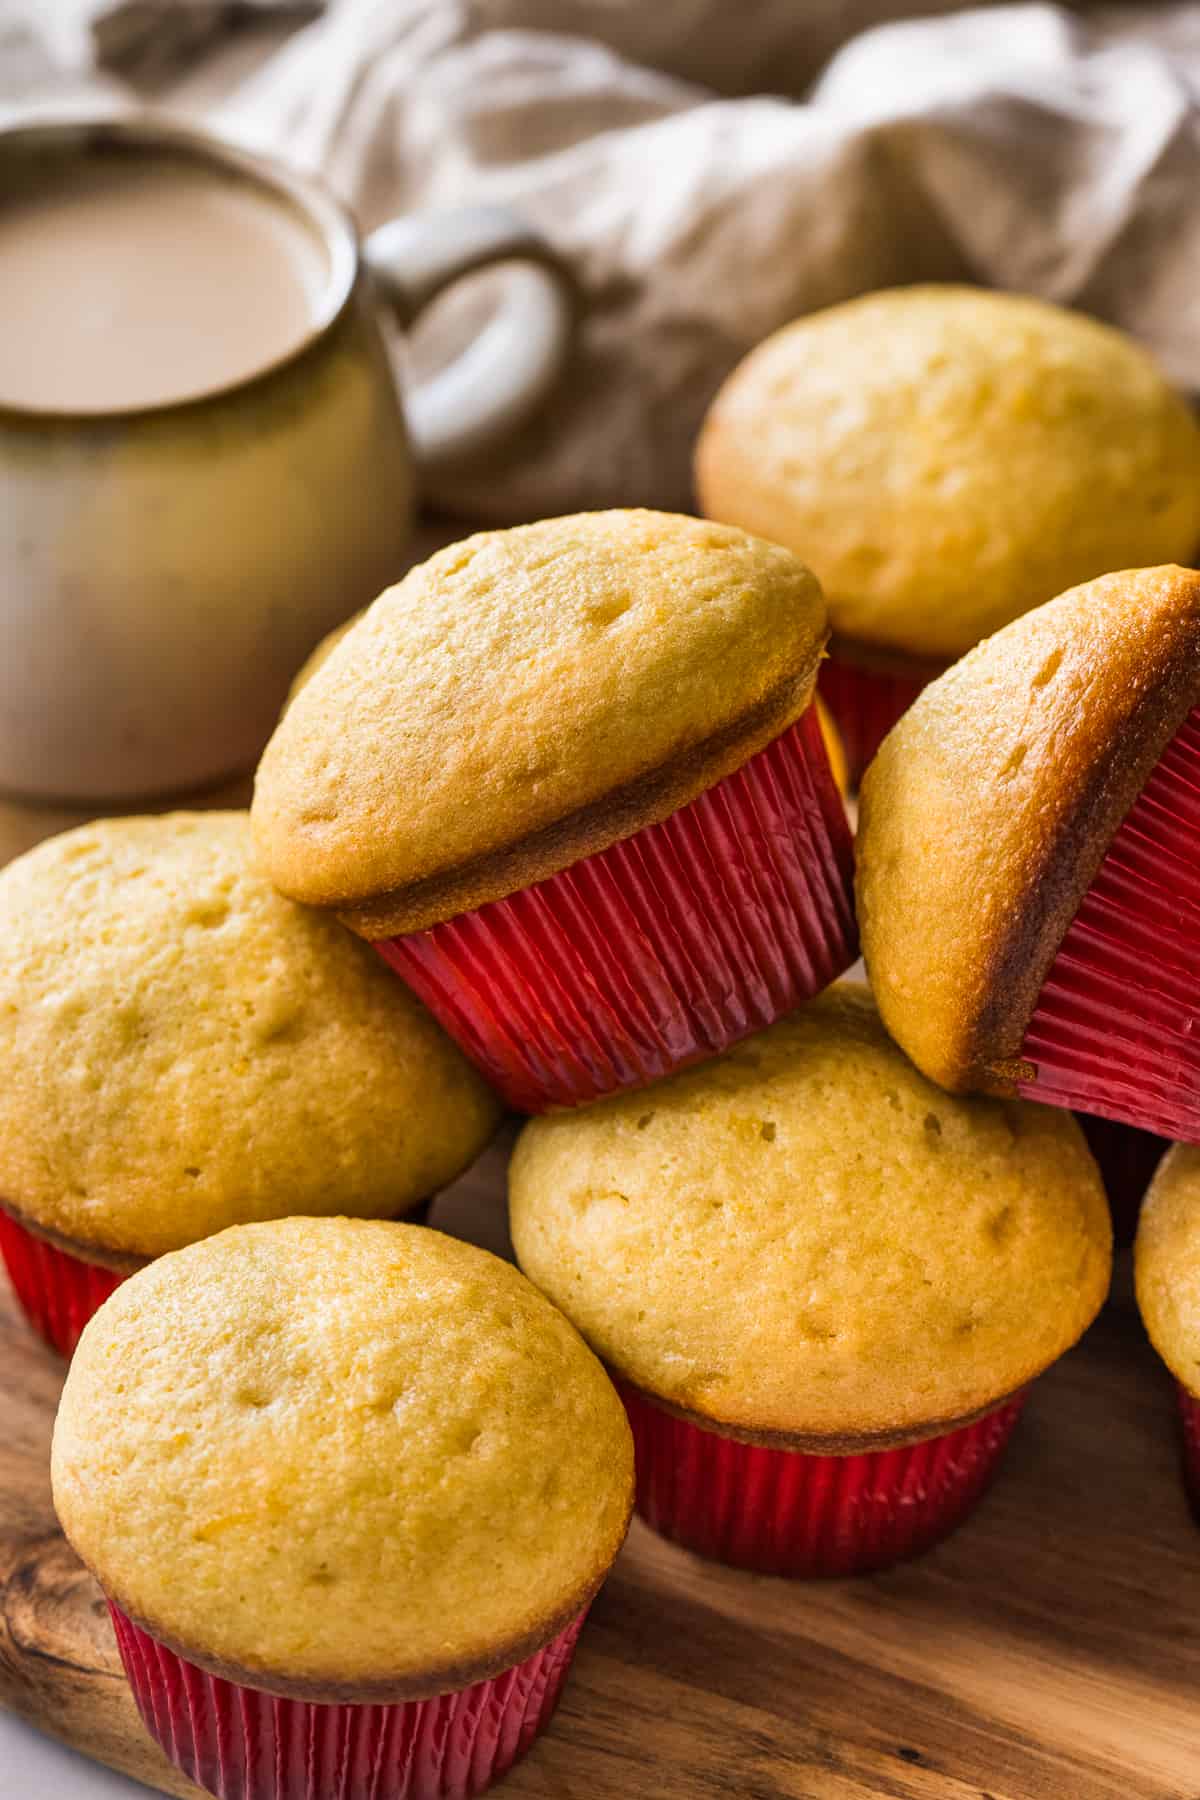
53;1219;632;1698
293;611;852;792
252;510;827;937
858;565;1200;1095
1136;1145;1200;1389
509;986;1110;1448
696;286;1200;660
286;610;360;706
0;814;500;1261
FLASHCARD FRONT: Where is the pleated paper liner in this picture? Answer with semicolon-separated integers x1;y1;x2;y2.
817;650;941;785
0;1208;124;1357
1076;1114;1168;1249
1176;1385;1200;1523
109;1603;586;1800
1019;703;1200;1143
618;1381;1027;1578
377;705;857;1114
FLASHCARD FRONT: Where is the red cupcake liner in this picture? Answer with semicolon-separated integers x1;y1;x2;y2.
0;1207;124;1357
618;1381;1027;1577
1075;1113;1167;1249
1019;703;1200;1143
377;705;857;1113
109;1603;586;1800
817;653;938;785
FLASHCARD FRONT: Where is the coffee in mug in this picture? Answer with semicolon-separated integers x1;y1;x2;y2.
0;114;574;801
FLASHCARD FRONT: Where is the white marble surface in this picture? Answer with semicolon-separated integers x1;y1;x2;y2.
0;1711;156;1797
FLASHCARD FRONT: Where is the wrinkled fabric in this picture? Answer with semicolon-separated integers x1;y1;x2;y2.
14;0;1200;521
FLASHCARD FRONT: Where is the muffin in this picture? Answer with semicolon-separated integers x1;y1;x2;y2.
53;1218;633;1800
286;607;362;703
510;985;1110;1576
290;605;852;797
288;607;852;795
1136;1145;1200;1517
858;564;1200;1143
696;287;1200;779
0;782;260;872
253;510;857;1113
0;813;500;1354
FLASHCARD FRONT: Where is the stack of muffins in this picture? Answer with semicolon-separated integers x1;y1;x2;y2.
4;284;1200;1800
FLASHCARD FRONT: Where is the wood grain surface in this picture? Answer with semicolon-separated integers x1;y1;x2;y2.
1;1133;1197;1800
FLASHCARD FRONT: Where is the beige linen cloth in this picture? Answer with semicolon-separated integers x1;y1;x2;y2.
12;0;1200;525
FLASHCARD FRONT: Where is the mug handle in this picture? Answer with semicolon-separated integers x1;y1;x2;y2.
363;204;577;470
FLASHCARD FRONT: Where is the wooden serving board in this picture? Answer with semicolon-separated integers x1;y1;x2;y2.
2;1123;1199;1800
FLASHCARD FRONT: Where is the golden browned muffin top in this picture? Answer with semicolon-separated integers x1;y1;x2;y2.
291;610;852;793
285;610;360;706
510;986;1110;1448
697;286;1200;660
252;510;827;937
857;566;1200;1095
0;813;500;1261
53;1219;633;1699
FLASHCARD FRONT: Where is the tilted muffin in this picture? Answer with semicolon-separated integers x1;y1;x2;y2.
253;510;857;1113
53;1218;633;1800
0;812;500;1354
697;286;1200;777
287;605;852;794
510;984;1110;1576
858;565;1200;1144
286;608;361;705
1136;1145;1200;1519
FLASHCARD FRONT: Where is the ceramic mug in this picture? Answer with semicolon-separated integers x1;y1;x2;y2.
0;113;577;801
